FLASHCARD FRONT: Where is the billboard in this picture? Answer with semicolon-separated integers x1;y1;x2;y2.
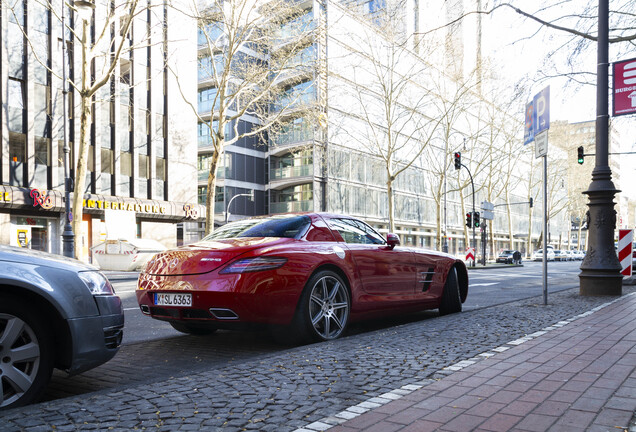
613;57;636;117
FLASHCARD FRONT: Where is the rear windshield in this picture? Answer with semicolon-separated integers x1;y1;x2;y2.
202;215;311;240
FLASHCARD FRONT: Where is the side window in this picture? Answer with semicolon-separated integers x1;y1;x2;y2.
328;218;385;245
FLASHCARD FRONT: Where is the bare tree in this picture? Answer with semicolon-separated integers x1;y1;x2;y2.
178;0;317;234
6;0;156;259
333;2;480;234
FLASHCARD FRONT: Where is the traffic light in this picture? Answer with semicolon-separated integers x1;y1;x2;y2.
454;152;461;170
529;197;533;208
466;212;472;228
577;146;584;164
474;211;480;228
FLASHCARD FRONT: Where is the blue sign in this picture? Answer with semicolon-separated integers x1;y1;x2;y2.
524;101;534;145
533;86;550;135
523;86;550;144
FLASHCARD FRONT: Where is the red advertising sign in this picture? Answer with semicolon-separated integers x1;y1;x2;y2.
613;57;636;117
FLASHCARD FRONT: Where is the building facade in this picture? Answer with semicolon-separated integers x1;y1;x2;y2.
1;0;202;262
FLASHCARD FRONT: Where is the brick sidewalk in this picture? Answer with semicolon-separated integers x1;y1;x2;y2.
324;293;636;432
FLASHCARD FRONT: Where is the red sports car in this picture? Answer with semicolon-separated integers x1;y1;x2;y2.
136;213;468;342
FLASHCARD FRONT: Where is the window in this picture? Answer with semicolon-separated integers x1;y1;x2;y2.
202;215;311;240
139;154;149;178
328;218;385;245
120;151;132;176
34;138;50;165
198;87;219;113
8;79;25;132
101;148;113;174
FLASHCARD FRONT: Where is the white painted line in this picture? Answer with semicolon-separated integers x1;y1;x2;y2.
471;283;499;287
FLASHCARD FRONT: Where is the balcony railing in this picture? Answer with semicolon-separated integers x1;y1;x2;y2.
270;200;313;214
270;164;312;180
198;168;225;181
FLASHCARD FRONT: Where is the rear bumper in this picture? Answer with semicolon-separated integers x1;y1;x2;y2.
136;271;304;326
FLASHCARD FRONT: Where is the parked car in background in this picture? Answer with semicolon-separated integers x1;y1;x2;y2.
571;250;584;260
563;250;573;261
533;249;555;261
496;250;522;264
0;246;124;410
553;250;566;261
136;213;469;344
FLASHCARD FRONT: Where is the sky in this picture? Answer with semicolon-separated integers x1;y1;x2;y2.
478;1;636;197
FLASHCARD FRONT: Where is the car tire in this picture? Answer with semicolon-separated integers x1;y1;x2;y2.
439;267;462;316
0;296;54;410
169;322;217;336
293;270;350;343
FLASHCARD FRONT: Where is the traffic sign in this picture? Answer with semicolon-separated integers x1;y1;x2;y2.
613;57;636;117
524;101;534;145
465;247;475;264
524;86;550;144
535;130;548;158
618;229;633;277
533;86;550;135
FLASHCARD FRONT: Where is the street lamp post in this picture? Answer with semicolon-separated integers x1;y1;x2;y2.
225;191;254;224
579;0;622;296
61;0;74;257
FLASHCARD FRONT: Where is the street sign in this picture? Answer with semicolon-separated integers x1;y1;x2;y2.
524;101;534;145
465;247;475;264
523;86;550;144
535;130;548;158
618;229;633;277
533;86;550;135
481;201;494;211
613;57;636;117
481;210;494;220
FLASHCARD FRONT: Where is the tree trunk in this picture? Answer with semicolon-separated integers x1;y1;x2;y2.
506;190;513;250
387;177;395;233
71;20;92;260
205;147;222;235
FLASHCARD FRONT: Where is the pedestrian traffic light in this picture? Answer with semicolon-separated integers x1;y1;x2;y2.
454;152;461;170
466;212;472;228
577;146;584;164
474;211;480;228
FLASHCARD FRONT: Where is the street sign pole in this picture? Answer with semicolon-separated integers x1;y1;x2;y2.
543;153;548;305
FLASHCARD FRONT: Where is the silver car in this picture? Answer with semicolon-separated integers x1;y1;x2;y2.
0;245;124;409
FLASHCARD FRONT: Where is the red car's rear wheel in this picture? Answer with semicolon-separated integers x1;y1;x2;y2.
295;270;350;342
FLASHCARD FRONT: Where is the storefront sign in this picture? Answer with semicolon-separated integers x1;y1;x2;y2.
83;199;166;214
184;204;199;219
0;192;10;202
30;189;54;210
17;229;29;247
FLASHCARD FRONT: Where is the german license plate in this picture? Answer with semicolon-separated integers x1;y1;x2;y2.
154;293;192;307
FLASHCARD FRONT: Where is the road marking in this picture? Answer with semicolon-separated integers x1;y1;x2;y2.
471;282;498;287
124;307;141;311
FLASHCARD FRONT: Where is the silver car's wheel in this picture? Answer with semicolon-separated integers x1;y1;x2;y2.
307;274;350;340
0;300;52;409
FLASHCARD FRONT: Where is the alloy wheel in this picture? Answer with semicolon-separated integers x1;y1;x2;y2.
0;313;41;408
308;275;349;340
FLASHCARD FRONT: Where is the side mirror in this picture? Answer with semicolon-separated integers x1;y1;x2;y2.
386;233;400;250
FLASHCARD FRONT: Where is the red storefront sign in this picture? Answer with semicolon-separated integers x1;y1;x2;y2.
613;57;636;117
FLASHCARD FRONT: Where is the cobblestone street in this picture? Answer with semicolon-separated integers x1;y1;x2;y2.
2;286;635;431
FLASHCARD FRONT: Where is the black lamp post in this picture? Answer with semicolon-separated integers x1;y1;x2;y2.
61;0;74;258
61;0;95;258
579;0;622;295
